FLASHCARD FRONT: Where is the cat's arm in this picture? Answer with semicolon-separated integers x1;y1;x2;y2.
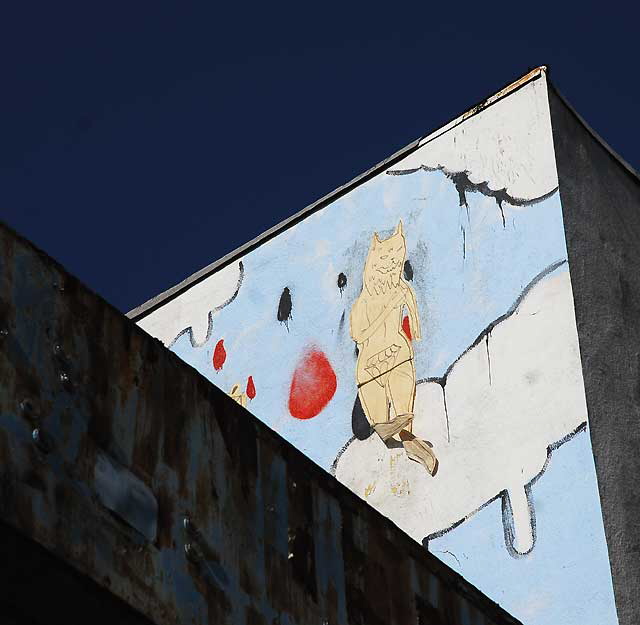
404;282;422;340
354;290;406;343
350;295;370;343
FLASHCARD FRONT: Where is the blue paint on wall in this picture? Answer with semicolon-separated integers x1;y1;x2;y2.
430;429;617;625
171;167;617;624
173;169;567;466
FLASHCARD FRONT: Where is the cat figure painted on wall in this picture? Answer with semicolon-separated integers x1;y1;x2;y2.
350;220;438;475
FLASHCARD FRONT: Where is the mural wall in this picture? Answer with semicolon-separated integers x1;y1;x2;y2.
137;73;618;625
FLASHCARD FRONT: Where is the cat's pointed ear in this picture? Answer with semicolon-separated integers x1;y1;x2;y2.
395;220;404;236
373;232;381;245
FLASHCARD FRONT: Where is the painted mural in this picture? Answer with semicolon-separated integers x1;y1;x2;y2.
352;221;438;476
137;74;619;625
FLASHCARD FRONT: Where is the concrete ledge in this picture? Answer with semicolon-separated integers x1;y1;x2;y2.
0;220;521;624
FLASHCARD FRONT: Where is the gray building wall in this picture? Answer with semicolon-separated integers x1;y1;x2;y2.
550;84;640;625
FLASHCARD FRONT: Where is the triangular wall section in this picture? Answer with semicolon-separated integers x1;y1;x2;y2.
131;68;625;625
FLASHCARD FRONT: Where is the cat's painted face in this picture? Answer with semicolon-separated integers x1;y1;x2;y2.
364;221;406;294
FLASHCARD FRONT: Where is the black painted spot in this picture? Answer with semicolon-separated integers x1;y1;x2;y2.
338;310;345;333
449;171;508;227
388;165;558;229
337;272;347;294
277;287;292;330
352;394;372;440
403;260;413;281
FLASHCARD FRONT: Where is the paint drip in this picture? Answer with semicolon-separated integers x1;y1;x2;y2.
213;339;226;372
337;272;347;294
246;375;256;400
278;287;293;330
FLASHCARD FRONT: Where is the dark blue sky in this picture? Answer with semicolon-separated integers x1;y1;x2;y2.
1;3;637;313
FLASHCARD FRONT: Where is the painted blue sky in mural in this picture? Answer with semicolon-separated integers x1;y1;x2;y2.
172;167;618;625
431;430;616;625
173;167;568;467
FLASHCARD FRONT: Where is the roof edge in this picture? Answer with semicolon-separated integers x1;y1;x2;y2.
548;81;640;182
128;66;547;321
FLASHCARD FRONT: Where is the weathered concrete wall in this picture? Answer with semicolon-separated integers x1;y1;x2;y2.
0;520;154;625
550;84;640;625
0;221;520;625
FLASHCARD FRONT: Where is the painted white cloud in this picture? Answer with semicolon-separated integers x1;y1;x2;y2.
137;261;243;347
334;264;587;556
388;78;558;203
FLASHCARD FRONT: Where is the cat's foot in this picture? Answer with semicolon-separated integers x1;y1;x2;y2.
373;413;413;442
402;436;439;476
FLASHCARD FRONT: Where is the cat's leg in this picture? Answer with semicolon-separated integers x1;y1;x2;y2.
389;360;439;475
359;379;412;442
358;379;387;427
387;359;416;418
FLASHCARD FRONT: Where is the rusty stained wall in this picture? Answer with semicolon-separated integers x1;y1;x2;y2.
0;220;520;625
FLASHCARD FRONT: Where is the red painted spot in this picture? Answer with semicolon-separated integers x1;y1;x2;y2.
402;315;412;341
213;339;226;372
288;347;337;419
246;376;256;400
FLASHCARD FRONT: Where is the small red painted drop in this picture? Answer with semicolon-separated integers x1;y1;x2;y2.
289;347;337;419
213;339;226;372
246;376;256;400
402;315;412;341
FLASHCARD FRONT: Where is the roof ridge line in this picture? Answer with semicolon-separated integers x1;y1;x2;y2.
128;66;547;321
